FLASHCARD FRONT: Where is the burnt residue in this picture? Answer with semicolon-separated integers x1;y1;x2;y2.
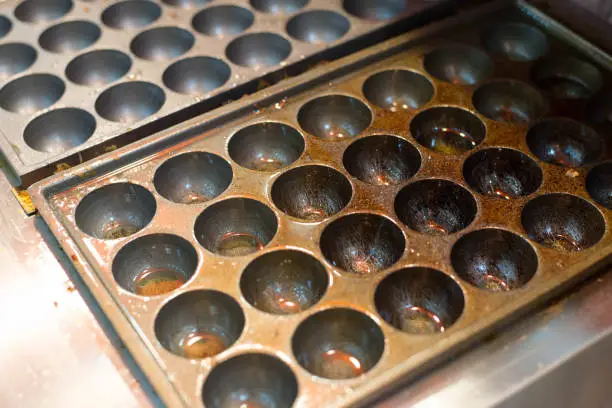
522;194;605;252
343;135;421;186
271;165;352;221
451;229;538;291
395;179;477;235
526;118;604;168
375;267;464;333
320;213;405;275
194;197;277;256
463;148;542;199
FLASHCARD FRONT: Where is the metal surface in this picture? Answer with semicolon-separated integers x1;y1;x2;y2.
27;1;612;407
0;171;158;408
6;162;612;408
0;0;453;186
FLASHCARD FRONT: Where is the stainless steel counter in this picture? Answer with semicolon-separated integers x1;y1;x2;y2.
2;165;612;408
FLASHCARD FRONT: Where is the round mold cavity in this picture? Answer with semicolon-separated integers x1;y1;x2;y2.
163;57;231;95
192;5;254;38
473;79;546;124
162;0;211;9
0;15;12;38
532;56;602;99
342;0;406;21
228;122;304;172
271;165;352;222
483;23;548;61
526;118;603;168
95;81;165;123
154;290;244;359
240;250;328;315
202;354;298;408
0;43;37;80
410;107;485;154
395;179;477;236
452;229;538;292
343;135;421;186
424;45;493;86
66;50;132;86
292;308;384;379
375;268;464;334
320;213;404;275
24;108;96;154
194;198;278;257
587;162;612;209
39;20;101;53
226;33;292;69
0;74;65;114
15;0;72;23
522;194;605;252
112;234;197;296
287;10;350;44
298;95;372;140
463;148;542;199
363;70;434;111
154;152;232;204
75;183;156;240
250;0;308;15
101;0;161;30
131;27;194;61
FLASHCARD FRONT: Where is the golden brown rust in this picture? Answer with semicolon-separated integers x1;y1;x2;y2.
54;163;72;173
11;188;36;215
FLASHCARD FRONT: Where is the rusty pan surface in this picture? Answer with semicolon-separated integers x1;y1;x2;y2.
29;1;612;406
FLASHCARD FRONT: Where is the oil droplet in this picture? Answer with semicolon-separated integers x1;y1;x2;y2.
102;221;138;239
319;349;365;379
493;189;513;200
325;125;351;140
423;219;449;235
389;102;412;112
543;233;583;252
216;232;264;256
252;156;283;172
274;297;301;314
298;206;327;221
375;174;392;186
482;274;511;292
421;125;477;154
134;268;185;296
181;192;211;204
180;332;227;359
401;305;445;334
349;256;376;275
222;393;270;408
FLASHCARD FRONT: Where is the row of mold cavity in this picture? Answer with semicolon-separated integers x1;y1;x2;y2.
118;239;528;405
157;277;456;407
79;178;602;295
6;0;409;26
1;17;610;157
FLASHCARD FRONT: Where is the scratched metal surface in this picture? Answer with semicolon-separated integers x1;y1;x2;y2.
28;1;612;407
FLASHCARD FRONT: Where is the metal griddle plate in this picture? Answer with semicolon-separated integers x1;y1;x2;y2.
0;0;454;186
28;1;612;407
